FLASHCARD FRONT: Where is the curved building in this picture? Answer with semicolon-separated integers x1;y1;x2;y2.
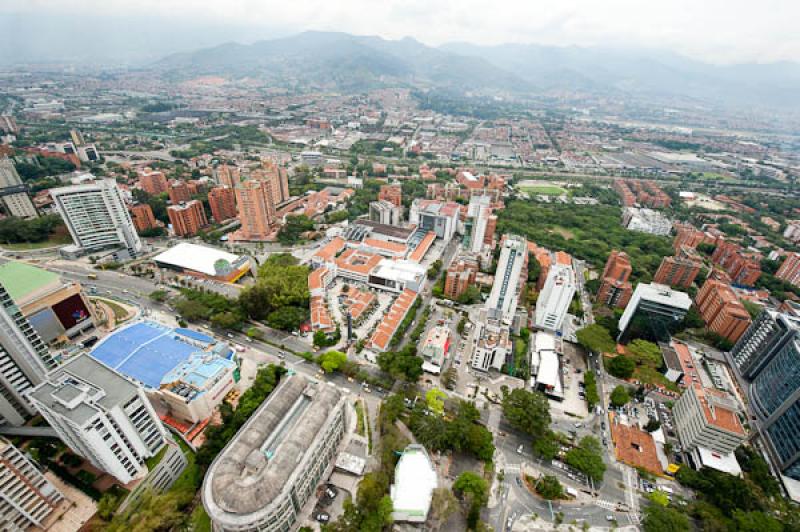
202;374;347;531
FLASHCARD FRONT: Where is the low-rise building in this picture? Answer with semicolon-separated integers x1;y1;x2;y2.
391;445;437;523
153;243;252;283
420;326;450;374
622;207;672;236
530;332;563;399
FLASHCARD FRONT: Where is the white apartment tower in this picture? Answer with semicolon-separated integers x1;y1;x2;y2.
0;283;55;427
0;158;38;219
51;179;142;259
28;355;167;483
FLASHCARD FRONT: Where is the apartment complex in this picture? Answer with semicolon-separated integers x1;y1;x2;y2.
215;164;241;188
28;354;167;483
208;186;238;222
618;282;692;342
202;375;348;532
466;194;496;253
379;183;402;207
51;179;143;259
0;158;38;219
695;279;751;343
597;250;633;308
253;160;290;206
776;252;800;287
654;246;703;289
0;281;56;427
138;168;169;195
444;254;479;300
232;180;277;241
168;180;192;204
0;436;66;531
711;239;761;286
130;203;159;233
168;200;208;237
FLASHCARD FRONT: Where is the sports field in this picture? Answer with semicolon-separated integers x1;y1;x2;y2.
519;183;567;195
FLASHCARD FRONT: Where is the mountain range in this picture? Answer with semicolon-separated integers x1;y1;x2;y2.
154;31;800;109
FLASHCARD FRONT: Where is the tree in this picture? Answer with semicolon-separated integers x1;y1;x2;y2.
377;345;423;381
576;324;616;354
174;298;209;321
501;388;551;439
732;510;784;532
536;475;564;500
627;339;662;367
245;326;263;340
644;418;661;432
583;372;600;408
565;436;606;482
610;385;630;407
607;355;636;379
430;488;459;526
426;388;446;414
642;502;690;532
532;430;559;460
453;471;488;503
149;290;168;302
442;367;457;390
278;214;315;245
318;350;347;373
211;311;242;330
457;285;481;304
648;490;670;507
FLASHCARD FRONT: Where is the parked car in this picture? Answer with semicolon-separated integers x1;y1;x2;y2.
315;512;330;523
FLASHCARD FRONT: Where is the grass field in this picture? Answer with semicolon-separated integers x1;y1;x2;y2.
0;234;72;251
520;184;567;195
93;297;132;322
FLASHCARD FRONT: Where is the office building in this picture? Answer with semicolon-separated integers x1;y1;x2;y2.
695;279;751;343
654;247;703;289
391;445;437;523
28;354;167;483
732;311;800;379
467;195;493;253
208;186;238;222
168;200;208;237
486;235;528;326
0;281;57;427
597;250;633;308
168;180;192;204
535;258;576;332
618;283;692;342
369;200;402;226
379;183;402;208
130;203;159;233
471;322;512;371
0;158;38;219
0;261;96;345
409;199;460;241
622;207;672;236
202;374;348;532
444;255;479;300
0;436;66;531
138;169;169;196
232;180;277;241
776;252;800;287
51;179;143;259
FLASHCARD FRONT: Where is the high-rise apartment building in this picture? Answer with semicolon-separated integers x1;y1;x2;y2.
673;222;715;251
233;180;276;241
138;168;169;196
51;179;143;259
216;164;240;188
712;239;761;286
444;255;479;300
695;279;751;343
130;203;158;233
28;354;167;484
0;436;66;530
208;186;238;222
379;184;402;208
654;247;702;289
597;250;633;308
168;180;192;204
776;252;800;287
0;282;55;427
168;200;208;237
0;158;38;219
253;160;289;206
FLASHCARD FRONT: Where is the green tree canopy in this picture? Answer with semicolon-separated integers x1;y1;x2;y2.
564;436;606;482
642;502;690;532
610;385;631;407
576;323;616;354
318;350;347;373
607;355;636;379
501;388;551;439
536;475;564;500
426;388;446;414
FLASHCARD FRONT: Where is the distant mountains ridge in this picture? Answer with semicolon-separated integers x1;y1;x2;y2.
154;31;800;109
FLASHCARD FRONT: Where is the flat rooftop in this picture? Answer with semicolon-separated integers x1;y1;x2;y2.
0;261;60;303
153;243;245;277
354;220;416;241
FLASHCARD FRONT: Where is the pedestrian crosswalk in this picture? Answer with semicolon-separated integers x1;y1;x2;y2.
595;499;616;510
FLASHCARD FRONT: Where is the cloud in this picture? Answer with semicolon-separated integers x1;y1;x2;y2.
2;0;799;64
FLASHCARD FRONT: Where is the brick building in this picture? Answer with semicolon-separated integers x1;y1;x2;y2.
695;279;752;343
208;186;238;222
712;240;761;287
233;180;277;241
138;169;168;196
597;250;633;308
776;252;800;287
167;200;208;237
444;255;479;300
168;180;192;204
673;222;715;251
379;184;403;208
130;203;158;233
654;246;703;289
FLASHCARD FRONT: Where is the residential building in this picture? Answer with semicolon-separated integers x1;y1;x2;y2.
130;203;158;233
391;445;437;523
618;283;692;342
216;164;240;188
28;354;167;483
784;222;800;245
622;207;672;236
0;158;38;218
0;261;96;345
232;180;277;241
138;169;169;196
409;199;460;241
369;200;402;226
51;179;143;259
712;240;761;286
379;184;402;208
776;252;800;287
535;260;576;332
168;180;192;204
0;436;66;531
654;247;703;289
168;200;208;237
673;223;715;251
597;250;633;308
208;186;238;222
467;195;493;253
444;255;479;300
202;374;348;532
253;160;290;206
0;282;54;427
695;279;751;343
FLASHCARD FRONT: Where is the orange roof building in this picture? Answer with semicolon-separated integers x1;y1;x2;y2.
369;289;417;351
311;237;346;267
408;232;436;263
610;415;663;476
167;200;208;237
695;279;752;343
334;249;383;283
130;203;158;233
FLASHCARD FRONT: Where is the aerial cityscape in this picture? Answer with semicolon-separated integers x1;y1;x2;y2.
2;1;800;531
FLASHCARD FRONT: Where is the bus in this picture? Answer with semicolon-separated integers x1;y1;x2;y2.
87;274;98;280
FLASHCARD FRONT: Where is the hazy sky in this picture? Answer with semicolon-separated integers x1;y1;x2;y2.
2;0;799;64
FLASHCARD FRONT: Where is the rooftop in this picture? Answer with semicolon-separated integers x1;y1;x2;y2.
153;243;246;277
0;261;61;303
391;444;437;522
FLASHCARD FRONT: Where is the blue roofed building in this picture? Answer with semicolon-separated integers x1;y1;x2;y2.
90;320;238;423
